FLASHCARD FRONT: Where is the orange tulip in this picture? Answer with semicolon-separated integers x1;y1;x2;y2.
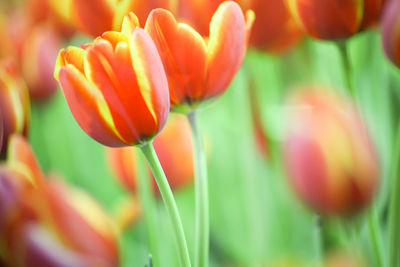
286;0;387;40
54;13;170;147
145;1;254;110
0;60;30;157
107;114;194;194
178;0;301;53
284;88;379;215
0;135;119;267
242;0;303;53
21;24;62;100
382;0;400;67
70;0;174;37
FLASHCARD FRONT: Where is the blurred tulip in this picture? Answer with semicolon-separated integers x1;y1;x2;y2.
70;0;173;37
21;24;62;100
54;13;170;147
382;0;400;67
243;0;303;53
107;114;194;194
146;1;254;110
286;0;386;40
0;135;119;267
113;195;142;232
284;88;379;215
0;60;30;157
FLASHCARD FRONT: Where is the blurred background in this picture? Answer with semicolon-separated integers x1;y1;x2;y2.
0;0;399;266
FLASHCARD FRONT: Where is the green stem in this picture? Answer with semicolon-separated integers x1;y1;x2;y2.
368;206;385;267
389;122;400;267
188;111;209;267
141;142;192;267
336;40;355;98
136;152;160;267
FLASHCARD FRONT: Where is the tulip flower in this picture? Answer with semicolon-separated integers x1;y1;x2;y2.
286;0;387;40
284;88;379;215
70;0;173;37
0;60;30;157
145;1;254;110
0;134;119;267
55;13;191;267
382;0;400;67
54;13;170;147
242;0;303;53
107;114;194;194
21;24;62;100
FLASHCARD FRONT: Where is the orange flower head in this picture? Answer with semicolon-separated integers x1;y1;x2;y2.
107;114;194;194
145;1;254;111
243;0;303;53
69;0;174;37
284;88;379;216
0;60;30;157
55;13;170;147
0;135;119;267
382;0;400;67
360;0;387;30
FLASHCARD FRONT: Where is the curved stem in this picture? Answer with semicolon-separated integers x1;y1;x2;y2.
368;206;385;267
188;111;209;267
141;142;192;267
336;40;355;98
389;122;400;267
136;152;160;267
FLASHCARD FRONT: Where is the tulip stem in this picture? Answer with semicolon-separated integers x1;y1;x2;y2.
368;205;385;267
336;40;355;97
389;122;400;267
141;142;192;267
188;111;209;267
136;152;160;267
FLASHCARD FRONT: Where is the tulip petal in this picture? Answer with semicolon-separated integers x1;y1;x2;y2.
205;1;247;99
145;8;207;106
58;64;126;147
130;28;170;134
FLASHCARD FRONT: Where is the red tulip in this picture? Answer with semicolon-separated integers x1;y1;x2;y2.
284;88;379;215
107;114;194;194
286;0;387;40
0;135;119;267
145;1;254;110
382;0;400;67
54;13;170;147
0;60;30;157
21;24;62;100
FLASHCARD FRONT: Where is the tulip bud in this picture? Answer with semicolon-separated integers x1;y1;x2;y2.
286;0;386;40
382;0;400;67
284;88;379;215
0;61;30;157
55;13;170;147
21;24;62;100
107;114;194;194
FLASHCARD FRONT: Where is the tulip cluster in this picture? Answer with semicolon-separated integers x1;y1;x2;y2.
0;135;119;267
